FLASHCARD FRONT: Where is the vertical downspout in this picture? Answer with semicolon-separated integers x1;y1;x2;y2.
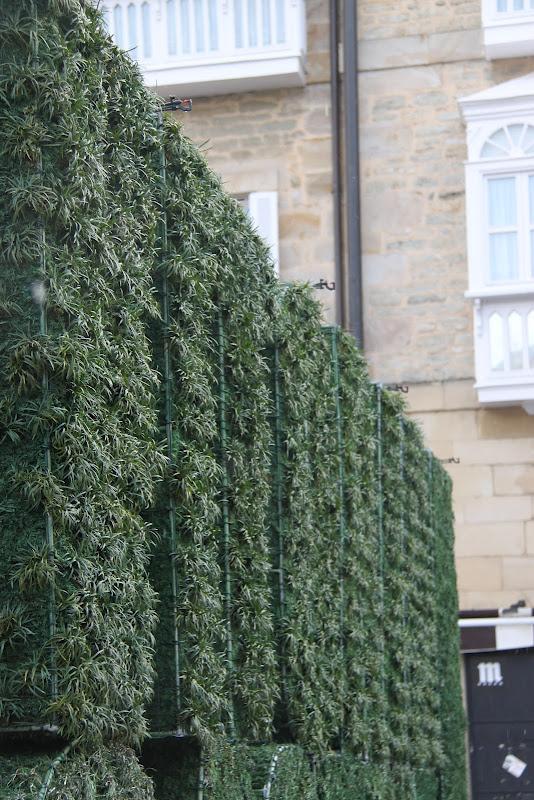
329;0;344;327
342;0;364;347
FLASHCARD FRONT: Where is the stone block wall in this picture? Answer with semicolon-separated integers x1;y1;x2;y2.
408;383;534;610
180;0;338;323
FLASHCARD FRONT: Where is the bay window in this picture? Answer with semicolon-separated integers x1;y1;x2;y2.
460;77;534;412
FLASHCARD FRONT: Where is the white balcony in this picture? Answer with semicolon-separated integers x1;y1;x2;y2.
474;293;534;412
101;0;306;96
482;0;534;59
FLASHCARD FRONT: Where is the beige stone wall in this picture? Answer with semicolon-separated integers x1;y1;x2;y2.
359;38;534;382
408;384;534;610
178;0;337;322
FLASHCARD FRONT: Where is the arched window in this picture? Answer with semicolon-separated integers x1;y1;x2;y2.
481;124;534;158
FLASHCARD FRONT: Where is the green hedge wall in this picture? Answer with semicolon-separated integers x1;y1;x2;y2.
0;0;161;746
146;120;278;742
0;2;466;798
0;745;155;800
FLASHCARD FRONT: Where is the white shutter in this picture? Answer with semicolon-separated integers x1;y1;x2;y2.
247;191;279;274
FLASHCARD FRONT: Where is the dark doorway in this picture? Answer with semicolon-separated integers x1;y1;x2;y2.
466;649;534;800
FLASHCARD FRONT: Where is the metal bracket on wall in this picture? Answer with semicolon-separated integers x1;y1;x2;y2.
313;279;336;290
440;457;461;464
384;383;409;393
163;96;193;113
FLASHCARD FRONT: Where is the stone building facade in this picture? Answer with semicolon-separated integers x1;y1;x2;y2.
175;0;534;615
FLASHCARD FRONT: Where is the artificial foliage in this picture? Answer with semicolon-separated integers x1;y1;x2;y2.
0;744;154;800
271;289;344;751
0;0;162;747
147;120;278;742
0;1;466;797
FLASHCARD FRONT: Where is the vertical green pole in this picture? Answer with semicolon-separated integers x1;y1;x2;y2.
273;343;287;698
427;452;443;800
197;749;205;800
330;328;346;748
33;6;57;709
38;149;57;705
399;416;409;792
376;385;385;691
157;111;181;720
217;307;235;738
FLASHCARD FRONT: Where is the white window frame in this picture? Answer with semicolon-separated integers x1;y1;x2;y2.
464;125;534;298
237;191;279;274
459;78;534;412
482;0;534;59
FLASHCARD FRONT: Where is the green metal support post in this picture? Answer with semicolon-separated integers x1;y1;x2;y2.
157;110;182;722
217;307;236;738
329;327;347;748
272;343;287;699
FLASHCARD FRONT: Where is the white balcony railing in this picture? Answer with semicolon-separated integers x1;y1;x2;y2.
474;293;534;412
482;0;534;58
102;0;306;96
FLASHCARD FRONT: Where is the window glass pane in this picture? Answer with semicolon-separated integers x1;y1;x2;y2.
488;177;516;227
489;313;505;371
508;312;523;369
167;0;177;54
489;128;510;152
208;0;218;49
248;0;258;46
262;0;271;44
524;126;534;153
234;0;243;47
102;6;111;32
529;176;534;226
481;142;507;158
181;0;191;53
276;0;285;42
514;0;524;9
114;5;124;47
142;3;151;57
128;3;137;55
194;0;204;51
530;231;534;277
528;311;534;368
508;123;524;147
490;233;518;280
497;0;507;9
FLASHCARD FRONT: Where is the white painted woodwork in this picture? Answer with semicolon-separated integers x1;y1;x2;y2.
101;0;306;96
460;75;534;412
482;0;534;59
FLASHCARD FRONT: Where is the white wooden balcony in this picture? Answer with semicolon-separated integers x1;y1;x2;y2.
482;0;534;59
101;0;306;96
473;292;534;413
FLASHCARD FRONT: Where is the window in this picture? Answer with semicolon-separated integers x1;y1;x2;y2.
237;191;279;273
459;76;534;411
485;172;534;283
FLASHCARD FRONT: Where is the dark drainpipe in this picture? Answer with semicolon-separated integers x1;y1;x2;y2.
329;0;344;328
335;0;363;348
